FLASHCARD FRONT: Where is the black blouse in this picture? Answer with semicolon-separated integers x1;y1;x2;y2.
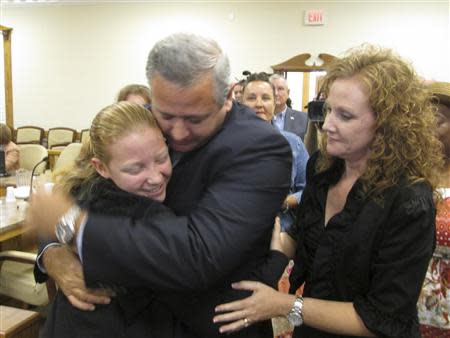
289;152;436;338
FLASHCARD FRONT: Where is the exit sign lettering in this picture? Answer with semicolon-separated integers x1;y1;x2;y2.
304;9;325;26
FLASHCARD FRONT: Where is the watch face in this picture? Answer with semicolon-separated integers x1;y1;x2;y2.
287;297;304;327
287;313;302;327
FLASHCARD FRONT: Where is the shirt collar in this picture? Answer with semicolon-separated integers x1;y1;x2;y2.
278;105;288;117
273;105;288;124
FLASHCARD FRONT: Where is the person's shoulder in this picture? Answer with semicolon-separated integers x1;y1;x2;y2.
307;150;321;166
385;179;434;216
213;103;290;155
280;130;306;149
287;107;307;117
280;130;299;140
226;102;285;139
391;178;433;199
304;151;322;179
5;141;19;151
229;102;261;123
286;108;308;129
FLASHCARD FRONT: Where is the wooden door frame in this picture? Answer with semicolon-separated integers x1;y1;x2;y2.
271;53;336;109
1;25;13;129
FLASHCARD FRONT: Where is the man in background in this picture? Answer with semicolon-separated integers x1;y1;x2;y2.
270;74;308;140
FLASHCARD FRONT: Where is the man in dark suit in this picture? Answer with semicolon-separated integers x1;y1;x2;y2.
270;74;309;140
31;33;292;337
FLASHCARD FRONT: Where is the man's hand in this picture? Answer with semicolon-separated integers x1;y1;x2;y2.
281;194;298;211
44;246;114;311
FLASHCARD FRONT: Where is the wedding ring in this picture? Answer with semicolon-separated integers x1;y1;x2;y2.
243;318;249;327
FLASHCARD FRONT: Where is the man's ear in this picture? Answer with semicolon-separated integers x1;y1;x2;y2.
227;84;235;100
221;85;234;112
91;157;110;179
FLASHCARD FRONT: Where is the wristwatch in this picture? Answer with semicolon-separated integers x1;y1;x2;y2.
286;296;304;327
55;205;81;245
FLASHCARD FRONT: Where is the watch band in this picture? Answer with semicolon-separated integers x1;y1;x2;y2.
287;296;304;327
55;205;81;245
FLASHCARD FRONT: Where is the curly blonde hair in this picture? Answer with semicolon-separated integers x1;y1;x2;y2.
55;102;160;195
318;45;443;197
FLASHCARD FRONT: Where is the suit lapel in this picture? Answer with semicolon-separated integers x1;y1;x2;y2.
284;108;294;129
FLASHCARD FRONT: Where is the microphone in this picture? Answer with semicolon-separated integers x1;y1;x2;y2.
0;148;10;177
29;156;48;197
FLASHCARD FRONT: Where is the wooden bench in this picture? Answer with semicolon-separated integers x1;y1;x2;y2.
0;306;40;338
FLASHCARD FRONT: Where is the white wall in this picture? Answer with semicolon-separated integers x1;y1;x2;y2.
1;0;449;129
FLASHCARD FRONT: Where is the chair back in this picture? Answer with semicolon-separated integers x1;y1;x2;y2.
15;126;44;145
18;144;48;174
80;128;90;144
53;142;82;172
0;250;55;307
47;127;76;149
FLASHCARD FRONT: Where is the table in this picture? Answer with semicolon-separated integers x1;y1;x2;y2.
0;199;27;251
1;173;53;198
0;305;40;338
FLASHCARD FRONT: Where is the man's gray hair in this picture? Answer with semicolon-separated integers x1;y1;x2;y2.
146;33;231;107
269;73;289;88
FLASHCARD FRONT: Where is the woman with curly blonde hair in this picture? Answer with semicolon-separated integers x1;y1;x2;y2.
214;45;442;338
317;45;442;197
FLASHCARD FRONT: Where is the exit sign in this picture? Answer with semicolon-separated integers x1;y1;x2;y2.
304;9;325;26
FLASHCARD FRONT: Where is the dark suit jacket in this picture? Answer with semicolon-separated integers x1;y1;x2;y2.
79;103;292;337
283;107;308;141
40;178;164;338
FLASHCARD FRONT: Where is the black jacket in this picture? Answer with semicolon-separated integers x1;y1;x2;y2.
81;103;292;337
38;103;292;337
290;152;436;338
41;177;168;338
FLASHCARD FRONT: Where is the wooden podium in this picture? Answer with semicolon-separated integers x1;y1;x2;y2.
0;306;40;338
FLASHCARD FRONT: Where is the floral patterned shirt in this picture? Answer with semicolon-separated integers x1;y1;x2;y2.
418;188;450;332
